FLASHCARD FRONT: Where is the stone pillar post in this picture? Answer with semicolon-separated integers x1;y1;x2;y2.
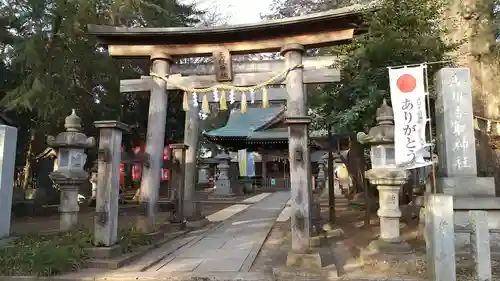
138;52;172;232
94;121;129;247
214;152;233;197
170;143;188;228
469;211;492;281
425;194;456;281
183;101;200;220
0;125;18;238
363;168;413;257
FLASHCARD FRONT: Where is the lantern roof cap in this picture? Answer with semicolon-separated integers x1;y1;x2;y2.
357;99;395;144
65;109;82;132
47;109;95;149
215;151;231;160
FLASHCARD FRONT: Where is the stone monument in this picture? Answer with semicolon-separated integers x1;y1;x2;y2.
0;125;17;238
48;110;95;231
434;68;500;252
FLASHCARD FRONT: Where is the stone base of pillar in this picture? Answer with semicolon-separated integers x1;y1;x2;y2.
360;239;416;270
273;251;334;279
209;192;236;199
0;237;15;247
86;244;122;259
135;215;155;233
60;211;78;231
286;251;322;268
186;217;210;229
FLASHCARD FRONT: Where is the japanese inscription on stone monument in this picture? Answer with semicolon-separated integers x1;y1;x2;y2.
448;74;471;171
434;68;477;177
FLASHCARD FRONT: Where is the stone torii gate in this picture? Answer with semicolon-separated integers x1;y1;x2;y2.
88;5;366;261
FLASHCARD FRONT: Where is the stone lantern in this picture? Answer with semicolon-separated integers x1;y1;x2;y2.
213;152;233;197
317;158;326;189
357;99;412;258
48;109;95;231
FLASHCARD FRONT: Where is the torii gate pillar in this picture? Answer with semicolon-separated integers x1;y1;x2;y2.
137;52;172;232
282;43;320;268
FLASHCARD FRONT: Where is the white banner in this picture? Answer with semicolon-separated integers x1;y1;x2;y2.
389;65;429;167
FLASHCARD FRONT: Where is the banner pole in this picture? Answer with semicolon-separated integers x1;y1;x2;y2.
423;64;437;193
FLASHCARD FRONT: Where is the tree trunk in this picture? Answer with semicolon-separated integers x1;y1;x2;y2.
21;130;36;190
345;135;366;196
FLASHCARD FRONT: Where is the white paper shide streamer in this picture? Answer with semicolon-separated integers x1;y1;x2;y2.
192;93;199;107
389;65;430;168
229;90;236;104
213;88;219;103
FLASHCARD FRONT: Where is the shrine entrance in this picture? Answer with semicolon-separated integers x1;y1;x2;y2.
88;5;367;258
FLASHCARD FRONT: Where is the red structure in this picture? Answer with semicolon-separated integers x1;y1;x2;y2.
120;145;170;184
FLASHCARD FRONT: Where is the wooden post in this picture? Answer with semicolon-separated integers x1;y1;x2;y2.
327;129;335;223
183;104;200;220
281;44;312;254
137;52;172;232
171;143;189;229
262;155;268;183
94;121;130;246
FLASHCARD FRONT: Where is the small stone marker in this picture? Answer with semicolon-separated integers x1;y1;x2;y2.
424;194;456;281
214;152;233;197
434;68;494;195
197;164;210;185
0;125;17;238
468;210;492;281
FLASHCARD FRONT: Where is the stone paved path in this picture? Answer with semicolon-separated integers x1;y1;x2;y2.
145;191;290;273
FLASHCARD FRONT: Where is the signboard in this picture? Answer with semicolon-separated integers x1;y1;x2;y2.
213;48;232;82
389;65;430;168
246;152;255;177
238;149;247;177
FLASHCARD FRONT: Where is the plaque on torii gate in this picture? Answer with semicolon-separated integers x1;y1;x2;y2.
87;4;369;262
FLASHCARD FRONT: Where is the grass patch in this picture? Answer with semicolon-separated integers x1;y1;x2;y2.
118;228;155;253
0;228;155;276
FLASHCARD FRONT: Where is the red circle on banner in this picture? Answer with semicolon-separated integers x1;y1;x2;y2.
396;74;417;93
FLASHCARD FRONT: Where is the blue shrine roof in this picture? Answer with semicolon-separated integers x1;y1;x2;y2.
204;106;285;138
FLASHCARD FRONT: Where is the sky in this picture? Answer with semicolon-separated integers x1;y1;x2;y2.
181;0;275;25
